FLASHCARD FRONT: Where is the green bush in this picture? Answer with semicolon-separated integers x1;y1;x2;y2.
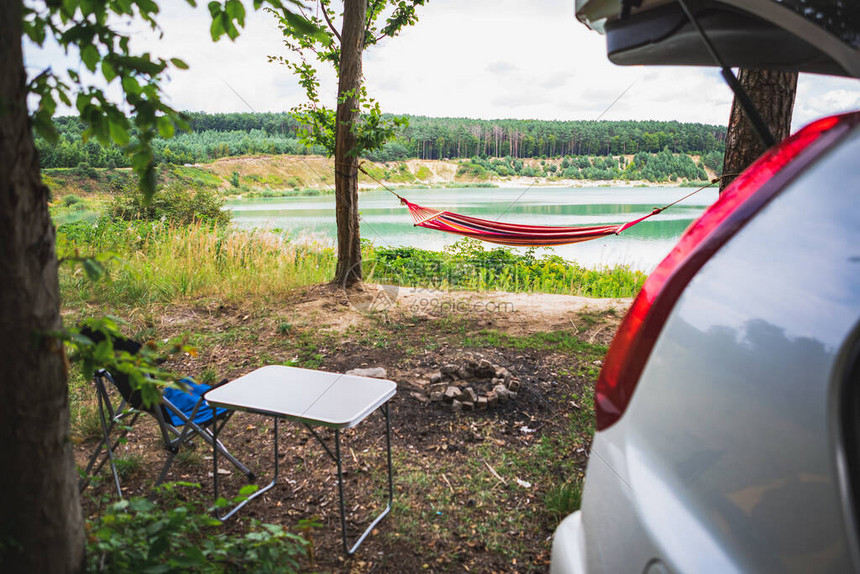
455;161;490;179
415;166;432;180
110;185;231;225
87;496;309;573
61;194;83;207
73;161;99;179
366;238;646;298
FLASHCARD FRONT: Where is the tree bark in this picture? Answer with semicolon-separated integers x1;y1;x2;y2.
332;0;367;287
720;69;799;191
0;2;85;571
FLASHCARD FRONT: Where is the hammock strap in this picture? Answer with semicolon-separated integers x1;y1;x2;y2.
358;163;408;204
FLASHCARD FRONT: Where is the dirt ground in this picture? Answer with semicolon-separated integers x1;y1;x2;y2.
74;285;630;573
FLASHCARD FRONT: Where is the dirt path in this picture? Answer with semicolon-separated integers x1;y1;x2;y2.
294;284;629;335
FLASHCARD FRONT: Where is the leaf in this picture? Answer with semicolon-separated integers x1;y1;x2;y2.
238;484;259;497
61;0;76;17
114;54;164;76
139;164;157;200
281;10;321;38
224;0;246;27
81;45;100;72
101;60;117;82
224;15;240;40
121;76;142;96
136;0;160;16
173;546;206;567
109;120;130;146
81;258;105;281
156;116;174;138
169;57;189;70
208;1;221;18
69;332;94;346
209;13;225;41
80;0;98;15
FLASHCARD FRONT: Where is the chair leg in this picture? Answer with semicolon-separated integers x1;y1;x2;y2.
153;448;179;489
183;423;254;479
79;403;139;497
165;409;255;479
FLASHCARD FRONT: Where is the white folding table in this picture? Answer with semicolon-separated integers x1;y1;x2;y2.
203;365;396;554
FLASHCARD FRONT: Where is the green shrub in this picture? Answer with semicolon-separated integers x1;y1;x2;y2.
87;496;309;573
415;166;432;180
455;162;490;179
367;238;646;298
110;185;231;225
61;194;83;207
73;161;99;179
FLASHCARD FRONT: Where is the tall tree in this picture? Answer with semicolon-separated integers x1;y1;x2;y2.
1;2;313;571
273;0;426;287
333;0;367;288
720;69;799;191
1;3;82;570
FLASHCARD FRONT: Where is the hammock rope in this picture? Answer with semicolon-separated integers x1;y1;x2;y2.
357;164;716;247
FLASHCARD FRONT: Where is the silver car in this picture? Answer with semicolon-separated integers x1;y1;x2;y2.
552;1;860;572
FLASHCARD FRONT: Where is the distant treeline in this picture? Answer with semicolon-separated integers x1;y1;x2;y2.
458;152;723;183
36;112;726;169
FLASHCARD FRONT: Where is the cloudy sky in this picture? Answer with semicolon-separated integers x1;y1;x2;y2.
24;0;860;130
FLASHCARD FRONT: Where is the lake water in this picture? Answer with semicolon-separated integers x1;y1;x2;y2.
227;186;719;272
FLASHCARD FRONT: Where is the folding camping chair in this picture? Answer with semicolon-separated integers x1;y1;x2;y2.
79;337;254;497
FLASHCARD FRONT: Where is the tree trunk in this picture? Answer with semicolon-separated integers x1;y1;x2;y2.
332;0;367;287
720;69;799;191
0;2;85;571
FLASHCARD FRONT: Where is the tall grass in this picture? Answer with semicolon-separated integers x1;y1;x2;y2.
57;222;646;308
58;220;336;306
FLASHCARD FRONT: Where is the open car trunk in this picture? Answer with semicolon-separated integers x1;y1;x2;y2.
575;0;860;78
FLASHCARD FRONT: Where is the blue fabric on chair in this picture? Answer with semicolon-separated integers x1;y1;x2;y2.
162;378;228;427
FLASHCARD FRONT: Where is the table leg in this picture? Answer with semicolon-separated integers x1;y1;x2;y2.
213;413;280;521
331;404;394;555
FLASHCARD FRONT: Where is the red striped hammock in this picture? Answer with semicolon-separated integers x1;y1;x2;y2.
400;198;663;247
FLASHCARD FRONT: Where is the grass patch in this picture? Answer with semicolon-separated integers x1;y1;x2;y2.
171;166;224;188
114;454;144;479
367;239;646;298
443;182;497;188
414;165;432;181
679;180;714;187
243;187;331;198
57;220;336;307
71;401;103;443
545;479;583;520
464;329;607;355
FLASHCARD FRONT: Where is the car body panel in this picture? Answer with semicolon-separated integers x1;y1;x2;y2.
549;511;588;574
553;126;860;572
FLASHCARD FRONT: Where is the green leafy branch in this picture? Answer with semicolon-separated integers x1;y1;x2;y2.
87;490;311;573
269;1;424;157
23;0;319;199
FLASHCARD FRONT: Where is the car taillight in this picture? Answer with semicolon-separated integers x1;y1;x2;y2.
595;112;859;431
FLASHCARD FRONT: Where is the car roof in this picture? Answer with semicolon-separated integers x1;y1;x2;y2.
575;0;860;77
